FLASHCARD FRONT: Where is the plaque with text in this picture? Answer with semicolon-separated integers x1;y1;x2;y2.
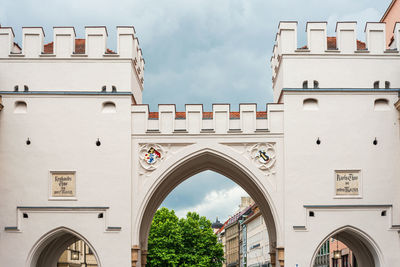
51;172;76;197
335;170;360;196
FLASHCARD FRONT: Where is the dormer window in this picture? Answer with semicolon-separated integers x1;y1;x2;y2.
373;81;379;89
302;81;308;89
313;80;319;89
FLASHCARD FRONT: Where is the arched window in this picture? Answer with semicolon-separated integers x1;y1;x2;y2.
373;81;379;89
313;80;319;89
14;101;27;113
102;101;116;113
374;98;390;111
302;80;308;89
303;98;318;110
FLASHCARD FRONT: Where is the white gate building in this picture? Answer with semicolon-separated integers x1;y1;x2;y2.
0;20;400;267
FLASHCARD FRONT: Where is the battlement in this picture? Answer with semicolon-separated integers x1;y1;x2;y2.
271;21;400;82
0;26;144;81
131;104;284;134
0;26;145;102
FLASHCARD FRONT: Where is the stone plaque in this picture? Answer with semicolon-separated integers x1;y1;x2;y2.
51;172;76;197
335;170;360;196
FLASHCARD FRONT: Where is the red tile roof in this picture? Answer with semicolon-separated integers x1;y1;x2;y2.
301;37;366;50
43;39;116;54
148;111;267;119
175;112;185;119
230;112;240;119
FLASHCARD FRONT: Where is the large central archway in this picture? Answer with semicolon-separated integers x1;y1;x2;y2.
136;147;282;265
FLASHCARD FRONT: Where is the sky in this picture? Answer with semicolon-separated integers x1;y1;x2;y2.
0;0;392;222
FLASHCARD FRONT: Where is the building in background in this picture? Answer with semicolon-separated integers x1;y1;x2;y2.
381;0;400;47
314;238;356;267
57;240;98;267
243;204;270;267
212;217;224;234
216;219;230;267
224;198;253;267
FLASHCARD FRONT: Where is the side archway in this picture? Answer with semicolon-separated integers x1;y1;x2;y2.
27;227;101;267
310;225;383;267
136;147;281;263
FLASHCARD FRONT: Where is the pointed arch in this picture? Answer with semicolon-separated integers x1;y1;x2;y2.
26;226;101;267
136;146;281;254
310;225;384;267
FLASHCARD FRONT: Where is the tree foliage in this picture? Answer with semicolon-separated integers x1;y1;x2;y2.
147;207;224;267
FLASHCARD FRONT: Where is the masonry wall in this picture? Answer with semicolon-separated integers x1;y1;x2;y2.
282;91;400;266
272;22;400;102
0;94;133;266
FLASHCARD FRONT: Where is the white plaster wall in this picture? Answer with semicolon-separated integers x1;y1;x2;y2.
274;56;400;102
282;92;400;266
0;94;133;266
0;60;134;93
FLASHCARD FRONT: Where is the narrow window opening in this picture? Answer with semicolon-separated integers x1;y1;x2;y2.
24;85;29;92
302;80;308;89
374;98;390;111
309;211;315;217
102;101;116;113
385;81;390;89
313;80;319;88
23;213;28;218
14;85;19;92
381;210;386;216
112;86;117;93
14;101;27;113
101;85;106;92
303;98;318;110
373;81;379;89
98;213;104;218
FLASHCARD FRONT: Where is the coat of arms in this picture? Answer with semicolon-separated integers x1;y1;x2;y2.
144;147;161;164
139;144;166;173
256;150;270;164
248;143;276;175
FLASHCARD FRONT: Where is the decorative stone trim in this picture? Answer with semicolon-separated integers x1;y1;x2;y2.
139;144;166;174
248;143;276;176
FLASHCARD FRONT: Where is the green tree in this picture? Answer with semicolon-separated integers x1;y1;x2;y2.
147;208;224;267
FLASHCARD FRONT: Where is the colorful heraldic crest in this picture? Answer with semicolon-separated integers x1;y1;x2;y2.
144;147;161;164
248;143;276;175
139;144;166;173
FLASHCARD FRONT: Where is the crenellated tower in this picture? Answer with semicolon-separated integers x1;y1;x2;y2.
271;21;400;103
0;26;144;103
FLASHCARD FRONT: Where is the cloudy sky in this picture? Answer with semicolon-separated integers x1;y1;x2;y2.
1;0;391;222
